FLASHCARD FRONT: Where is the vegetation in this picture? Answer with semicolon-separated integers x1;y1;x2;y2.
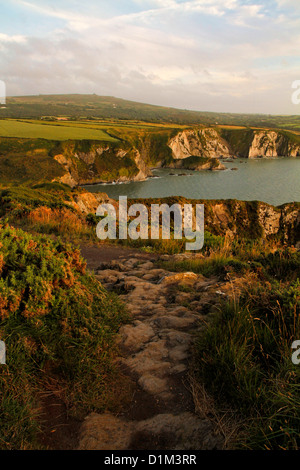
0;184;97;242
173;155;222;170
0;97;298;450
196;271;300;449
220;128;254;157
0;119;118;141
158;230;300;449
2;95;300;132
0;222;128;449
0;113;299;187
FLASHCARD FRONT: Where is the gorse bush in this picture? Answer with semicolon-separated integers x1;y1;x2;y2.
27;206;93;239
0;223;127;449
0;186;71;218
0;185;96;241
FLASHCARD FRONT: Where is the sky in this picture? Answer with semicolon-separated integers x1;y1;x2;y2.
0;0;300;114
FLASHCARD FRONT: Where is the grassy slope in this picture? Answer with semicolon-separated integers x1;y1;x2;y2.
159;230;300;449
0;222;128;449
0;121;179;184
1;94;300;131
0;119;118;141
0;122;299;186
0;183;99;242
0;184;299;450
0;137;65;184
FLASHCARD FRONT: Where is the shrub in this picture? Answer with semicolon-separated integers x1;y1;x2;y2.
0;223;127;449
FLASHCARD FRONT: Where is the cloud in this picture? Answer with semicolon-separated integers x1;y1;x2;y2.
0;33;26;44
1;0;299;114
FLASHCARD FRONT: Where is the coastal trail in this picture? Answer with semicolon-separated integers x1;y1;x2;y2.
78;244;229;450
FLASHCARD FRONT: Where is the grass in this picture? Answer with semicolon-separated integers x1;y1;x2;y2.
0;118;299;187
0;182;299;450
0;185;97;242
195;274;300;449
0;120;119;142
2;94;300;131
156;226;300;449
0;222;128;449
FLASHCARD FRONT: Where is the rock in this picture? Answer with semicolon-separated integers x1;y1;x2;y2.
161;272;198;285
79;411;223;451
142;273;157;280
170;364;187;374
138;375;169;395
119;322;155;351
78;413;133;450
160;255;171;261
168;345;189;362
168;129;231;160
248;130;300;158
152;315;198;329
123;356;171;376
162;330;192;347
138;261;154;270
83;250;228;451
133;413;222;450
123;339;171;376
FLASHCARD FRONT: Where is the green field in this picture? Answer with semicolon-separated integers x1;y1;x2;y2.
1;94;300;132
0;119;119;141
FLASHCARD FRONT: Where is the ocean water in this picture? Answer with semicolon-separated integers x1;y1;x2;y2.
84;158;300;206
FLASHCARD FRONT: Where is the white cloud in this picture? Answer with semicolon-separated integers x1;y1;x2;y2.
1;0;299;113
0;33;26;44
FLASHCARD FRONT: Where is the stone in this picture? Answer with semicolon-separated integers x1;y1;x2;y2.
133;412;222;450
168;345;189;362
161;272;198;285
119;322;155;351
152;315;198;329
138;375;169;395
138;261;154;270
78;413;133;450
170;364;187;374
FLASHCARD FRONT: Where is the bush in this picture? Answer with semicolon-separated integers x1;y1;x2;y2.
0;223;128;449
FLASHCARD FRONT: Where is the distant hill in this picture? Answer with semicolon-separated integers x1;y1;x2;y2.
1;94;300;132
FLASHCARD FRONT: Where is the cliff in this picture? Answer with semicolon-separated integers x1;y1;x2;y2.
130;196;300;245
0;126;299;188
221;128;300;158
51;128;230;186
1;184;298;244
248;131;300;158
169;155;226;171
51;140;153;188
168;128;231;159
204;199;300;243
47;128;300;186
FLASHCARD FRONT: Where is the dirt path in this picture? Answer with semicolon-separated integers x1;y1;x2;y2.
78;244;226;450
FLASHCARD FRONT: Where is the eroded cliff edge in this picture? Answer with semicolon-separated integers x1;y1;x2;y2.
51;127;300;187
0;126;298;187
70;192;300;245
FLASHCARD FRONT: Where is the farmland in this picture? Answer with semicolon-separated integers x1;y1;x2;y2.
1;94;300;132
0;119;119;142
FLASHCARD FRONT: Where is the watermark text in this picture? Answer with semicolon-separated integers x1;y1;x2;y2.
0;80;6;105
96;197;204;251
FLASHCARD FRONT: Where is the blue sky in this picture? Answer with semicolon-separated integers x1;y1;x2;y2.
0;0;299;113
